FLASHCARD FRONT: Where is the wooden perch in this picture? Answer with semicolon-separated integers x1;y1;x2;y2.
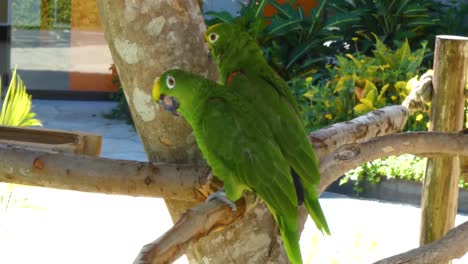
134;131;468;264
0;145;211;200
318;131;468;193
0;105;407;201
310;105;408;158
373;220;468;264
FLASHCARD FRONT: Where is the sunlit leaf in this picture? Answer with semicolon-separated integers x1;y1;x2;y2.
0;67;42;127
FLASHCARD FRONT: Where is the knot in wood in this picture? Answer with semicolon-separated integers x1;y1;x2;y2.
335;145;360;160
33;158;45;169
144;176;153;185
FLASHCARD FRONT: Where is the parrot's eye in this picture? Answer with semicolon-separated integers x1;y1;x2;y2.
208;33;218;43
166;76;176;89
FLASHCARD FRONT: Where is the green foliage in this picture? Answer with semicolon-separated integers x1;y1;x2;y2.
341;155;426;194
341;154;468;194
0;68;42;127
205;0;358;79
329;0;443;54
437;0;468;36
296;36;428;131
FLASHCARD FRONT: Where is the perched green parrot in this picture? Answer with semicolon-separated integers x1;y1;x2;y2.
205;23;330;235
152;69;304;263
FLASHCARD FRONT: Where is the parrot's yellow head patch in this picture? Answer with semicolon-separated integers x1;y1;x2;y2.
152;77;161;101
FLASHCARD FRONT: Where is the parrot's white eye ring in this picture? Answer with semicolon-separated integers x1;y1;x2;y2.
166;76;176;89
209;33;218;43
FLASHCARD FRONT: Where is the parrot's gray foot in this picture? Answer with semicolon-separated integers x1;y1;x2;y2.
206;189;237;212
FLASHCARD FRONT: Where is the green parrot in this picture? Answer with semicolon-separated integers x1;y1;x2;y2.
205;23;330;235
152;69;303;263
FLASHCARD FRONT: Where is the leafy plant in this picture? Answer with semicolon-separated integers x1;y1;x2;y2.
205;0;359;79
0;68;42;127
329;0;443;54
437;0;468;36
297;35;428;131
341;154;468;195
341;155;427;195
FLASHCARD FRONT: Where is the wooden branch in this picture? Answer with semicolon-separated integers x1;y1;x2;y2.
0;105;406;200
310;105;408;159
373;221;468;264
135;131;468;264
318;131;468;193
0;145;211;201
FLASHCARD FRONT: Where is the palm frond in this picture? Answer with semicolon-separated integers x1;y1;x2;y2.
0;67;42;127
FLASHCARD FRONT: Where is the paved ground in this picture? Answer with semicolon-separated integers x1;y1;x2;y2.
0;99;466;264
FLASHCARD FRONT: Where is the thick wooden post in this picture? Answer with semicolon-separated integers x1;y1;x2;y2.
420;36;468;251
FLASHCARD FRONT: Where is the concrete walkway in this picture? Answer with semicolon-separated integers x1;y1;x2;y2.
0;99;466;264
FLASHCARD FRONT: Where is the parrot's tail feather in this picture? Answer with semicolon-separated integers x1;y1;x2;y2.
274;212;303;264
291;168;304;205
304;188;331;235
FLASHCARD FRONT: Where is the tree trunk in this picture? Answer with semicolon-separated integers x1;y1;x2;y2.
95;1;291;262
420;36;468;251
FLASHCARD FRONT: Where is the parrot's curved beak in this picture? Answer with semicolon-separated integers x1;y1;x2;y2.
160;95;180;116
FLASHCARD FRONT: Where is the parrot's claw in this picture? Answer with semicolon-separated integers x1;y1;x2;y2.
206;190;237;212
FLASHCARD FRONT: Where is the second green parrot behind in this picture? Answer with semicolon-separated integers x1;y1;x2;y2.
205;23;330;236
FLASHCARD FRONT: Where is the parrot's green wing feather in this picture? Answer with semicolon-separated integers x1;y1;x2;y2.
255;65;302;119
193;94;303;264
229;74;330;235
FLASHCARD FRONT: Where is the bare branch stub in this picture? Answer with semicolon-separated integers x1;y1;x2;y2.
401;70;433;112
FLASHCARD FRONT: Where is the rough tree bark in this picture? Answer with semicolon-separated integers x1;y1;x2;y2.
94;1;292;262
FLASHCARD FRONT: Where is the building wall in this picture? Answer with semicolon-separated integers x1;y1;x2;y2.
9;0;115;93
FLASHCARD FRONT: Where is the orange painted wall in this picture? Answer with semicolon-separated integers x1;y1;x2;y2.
264;0;318;17
69;0;116;92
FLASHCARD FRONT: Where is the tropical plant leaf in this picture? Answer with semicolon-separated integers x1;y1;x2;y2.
266;17;301;35
267;1;295;19
354;98;375;114
204;11;234;24
0;67;42;127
